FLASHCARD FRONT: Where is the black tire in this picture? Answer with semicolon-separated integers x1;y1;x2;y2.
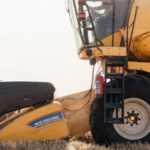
90;75;150;144
89;97;107;145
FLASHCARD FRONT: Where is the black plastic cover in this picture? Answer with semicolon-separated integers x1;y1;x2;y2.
0;82;55;115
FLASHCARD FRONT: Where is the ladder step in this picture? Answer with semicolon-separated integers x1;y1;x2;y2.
106;73;124;79
104;59;125;124
106;118;124;124
105;103;123;109
106;88;122;94
106;61;124;67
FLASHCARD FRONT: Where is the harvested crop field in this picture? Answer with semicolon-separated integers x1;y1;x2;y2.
0;140;149;150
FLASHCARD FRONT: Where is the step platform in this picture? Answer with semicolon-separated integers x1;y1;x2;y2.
0;82;55;115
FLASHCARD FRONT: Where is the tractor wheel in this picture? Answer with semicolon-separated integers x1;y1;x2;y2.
90;75;150;144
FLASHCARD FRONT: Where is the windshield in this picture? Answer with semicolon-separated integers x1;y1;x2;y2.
68;0;83;51
68;0;130;51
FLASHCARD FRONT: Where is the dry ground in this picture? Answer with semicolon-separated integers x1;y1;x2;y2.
0;140;149;150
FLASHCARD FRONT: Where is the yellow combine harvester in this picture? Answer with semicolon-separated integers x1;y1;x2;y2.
0;0;149;144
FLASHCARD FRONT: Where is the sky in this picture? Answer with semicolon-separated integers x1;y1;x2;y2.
0;0;92;97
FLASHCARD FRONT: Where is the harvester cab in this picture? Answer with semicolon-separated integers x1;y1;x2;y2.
67;0;130;59
67;0;150;63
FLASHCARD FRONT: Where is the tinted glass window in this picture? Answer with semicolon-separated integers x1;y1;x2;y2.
88;0;130;40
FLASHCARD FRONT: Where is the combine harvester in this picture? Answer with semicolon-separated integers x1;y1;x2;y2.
0;0;149;144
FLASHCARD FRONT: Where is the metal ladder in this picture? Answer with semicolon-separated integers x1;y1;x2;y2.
104;60;125;124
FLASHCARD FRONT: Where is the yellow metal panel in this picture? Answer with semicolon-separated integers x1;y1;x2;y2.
128;61;150;73
101;31;122;47
0;102;69;141
130;1;150;36
99;47;126;56
79;47;126;60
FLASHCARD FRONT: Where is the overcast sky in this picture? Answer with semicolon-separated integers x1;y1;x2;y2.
0;0;92;97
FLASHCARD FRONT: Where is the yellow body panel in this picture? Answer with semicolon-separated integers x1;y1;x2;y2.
128;61;150;73
130;0;150;36
79;47;126;60
0;102;69;141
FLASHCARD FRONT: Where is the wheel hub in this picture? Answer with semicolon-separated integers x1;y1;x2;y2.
125;111;140;126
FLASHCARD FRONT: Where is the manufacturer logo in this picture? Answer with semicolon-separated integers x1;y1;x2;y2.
29;112;64;128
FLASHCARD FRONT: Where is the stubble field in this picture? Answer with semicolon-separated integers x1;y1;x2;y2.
0;140;149;150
